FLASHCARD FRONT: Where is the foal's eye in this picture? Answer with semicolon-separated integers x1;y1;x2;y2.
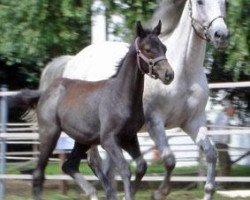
145;48;151;53
197;0;203;5
163;45;167;53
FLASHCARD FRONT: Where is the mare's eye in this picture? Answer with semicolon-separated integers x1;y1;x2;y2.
197;0;203;5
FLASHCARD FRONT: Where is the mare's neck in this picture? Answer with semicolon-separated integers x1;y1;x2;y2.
162;1;207;84
113;46;144;105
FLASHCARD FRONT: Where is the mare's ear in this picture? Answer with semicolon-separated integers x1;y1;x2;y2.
152;20;162;36
136;21;146;38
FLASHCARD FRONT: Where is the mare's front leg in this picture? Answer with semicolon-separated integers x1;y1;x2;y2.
62;142;99;200
183;115;217;200
145;113;176;200
101;129;133;200
87;146;117;200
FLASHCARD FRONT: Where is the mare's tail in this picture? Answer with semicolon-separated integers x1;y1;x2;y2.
8;89;43;109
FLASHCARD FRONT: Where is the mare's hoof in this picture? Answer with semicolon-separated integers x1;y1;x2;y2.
151;190;165;200
90;195;99;200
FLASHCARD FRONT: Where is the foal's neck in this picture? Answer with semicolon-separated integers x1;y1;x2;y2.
113;46;144;104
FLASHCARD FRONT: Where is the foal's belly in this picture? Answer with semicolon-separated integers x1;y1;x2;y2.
60;113;101;145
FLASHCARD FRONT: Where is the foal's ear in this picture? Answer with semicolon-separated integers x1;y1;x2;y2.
152;20;162;36
136;21;146;38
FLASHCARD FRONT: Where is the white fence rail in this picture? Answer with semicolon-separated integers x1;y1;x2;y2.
0;81;250;183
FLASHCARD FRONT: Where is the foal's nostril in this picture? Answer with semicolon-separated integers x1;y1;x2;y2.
165;71;174;83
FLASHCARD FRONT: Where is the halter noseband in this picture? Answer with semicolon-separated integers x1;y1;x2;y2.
135;37;167;79
188;0;225;41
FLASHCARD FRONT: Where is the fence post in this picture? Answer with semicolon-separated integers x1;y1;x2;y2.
0;85;8;200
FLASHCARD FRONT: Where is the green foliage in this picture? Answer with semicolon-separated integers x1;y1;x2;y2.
103;0;158;41
105;0;249;80
206;0;250;81
225;0;250;79
0;0;249;86
0;0;92;85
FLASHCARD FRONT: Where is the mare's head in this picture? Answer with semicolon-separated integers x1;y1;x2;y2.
189;0;229;48
135;21;174;85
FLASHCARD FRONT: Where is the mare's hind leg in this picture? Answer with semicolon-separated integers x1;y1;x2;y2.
87;146;117;200
33;125;60;200
120;135;147;197
183;121;217;200
62;142;99;200
145;114;176;200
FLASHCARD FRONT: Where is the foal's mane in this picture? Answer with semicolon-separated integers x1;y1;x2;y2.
111;57;126;78
150;0;186;37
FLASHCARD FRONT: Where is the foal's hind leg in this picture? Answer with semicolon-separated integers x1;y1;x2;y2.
62;142;99;200
87;146;117;200
145;114;176;200
120;135;147;197
33;125;60;200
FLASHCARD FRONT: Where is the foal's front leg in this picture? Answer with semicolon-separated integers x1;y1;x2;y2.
145;113;176;200
120;135;147;197
101;134;133;200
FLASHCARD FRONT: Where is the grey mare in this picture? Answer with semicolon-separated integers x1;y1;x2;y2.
13;22;173;200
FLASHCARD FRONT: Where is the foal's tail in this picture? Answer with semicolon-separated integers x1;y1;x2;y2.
8;89;43;109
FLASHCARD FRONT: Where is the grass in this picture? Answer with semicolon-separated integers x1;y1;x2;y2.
6;160;250;177
5;185;250;200
4;162;250;199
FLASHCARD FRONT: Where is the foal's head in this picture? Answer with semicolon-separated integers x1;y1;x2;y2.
135;21;174;85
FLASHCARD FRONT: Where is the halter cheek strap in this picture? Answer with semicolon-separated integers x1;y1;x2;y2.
134;37;167;79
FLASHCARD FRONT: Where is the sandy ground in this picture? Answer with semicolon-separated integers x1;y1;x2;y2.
217;190;250;198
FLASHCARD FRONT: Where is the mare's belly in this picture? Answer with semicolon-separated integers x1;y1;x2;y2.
143;82;208;129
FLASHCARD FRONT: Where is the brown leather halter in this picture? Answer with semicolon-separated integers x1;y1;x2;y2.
188;0;225;41
135;37;167;79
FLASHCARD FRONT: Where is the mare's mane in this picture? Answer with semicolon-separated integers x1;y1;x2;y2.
150;0;186;37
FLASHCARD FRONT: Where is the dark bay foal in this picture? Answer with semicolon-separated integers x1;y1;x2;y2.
13;21;174;200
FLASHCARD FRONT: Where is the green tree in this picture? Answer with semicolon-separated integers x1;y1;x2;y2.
206;0;250;81
225;0;250;79
103;0;158;41
0;0;92;87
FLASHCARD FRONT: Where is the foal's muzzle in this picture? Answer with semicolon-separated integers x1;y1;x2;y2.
156;59;174;85
164;71;174;84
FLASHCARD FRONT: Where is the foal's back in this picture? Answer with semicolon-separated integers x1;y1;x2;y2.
38;77;107;144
